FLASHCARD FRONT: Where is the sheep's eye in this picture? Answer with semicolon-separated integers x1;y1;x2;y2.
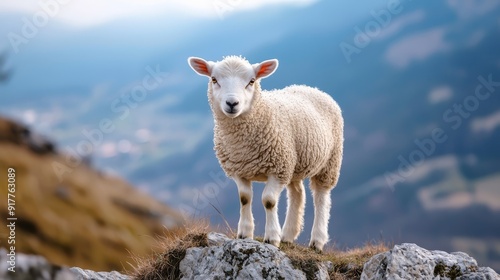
247;78;255;87
211;77;218;84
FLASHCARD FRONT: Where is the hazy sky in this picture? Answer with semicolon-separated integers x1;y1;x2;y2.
0;0;317;27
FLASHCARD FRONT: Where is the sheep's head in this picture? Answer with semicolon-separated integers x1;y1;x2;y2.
188;56;278;118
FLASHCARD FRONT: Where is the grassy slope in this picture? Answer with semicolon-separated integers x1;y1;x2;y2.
0;141;184;272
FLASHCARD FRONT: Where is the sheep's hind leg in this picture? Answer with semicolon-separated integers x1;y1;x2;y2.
281;180;305;243
235;177;254;239
262;175;284;247
309;178;332;252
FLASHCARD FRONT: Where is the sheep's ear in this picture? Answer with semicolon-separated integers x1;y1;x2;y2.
254;59;278;79
188;57;213;77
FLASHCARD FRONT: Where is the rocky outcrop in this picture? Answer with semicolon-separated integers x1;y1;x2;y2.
179;232;331;280
0;117;55;154
361;243;500;280
0;248;73;280
0;248;130;280
3;238;499;280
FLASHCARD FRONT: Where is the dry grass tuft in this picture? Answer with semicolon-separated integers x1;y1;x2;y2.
132;222;211;280
281;241;388;280
328;243;389;279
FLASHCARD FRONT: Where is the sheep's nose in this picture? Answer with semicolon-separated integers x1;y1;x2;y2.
226;100;239;108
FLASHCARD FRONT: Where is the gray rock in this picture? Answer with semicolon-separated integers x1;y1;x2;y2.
315;262;333;280
70;267;130;280
179;232;331;280
0;248;130;280
207;232;232;246
361;243;500;280
0;248;75;280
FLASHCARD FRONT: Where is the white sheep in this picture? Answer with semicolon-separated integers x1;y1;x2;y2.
188;55;343;251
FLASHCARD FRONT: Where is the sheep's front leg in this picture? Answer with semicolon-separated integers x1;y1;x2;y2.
262;175;284;247
235;177;254;239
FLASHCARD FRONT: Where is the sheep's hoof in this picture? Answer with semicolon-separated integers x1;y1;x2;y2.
264;239;280;247
309;242;323;254
237;234;247;239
